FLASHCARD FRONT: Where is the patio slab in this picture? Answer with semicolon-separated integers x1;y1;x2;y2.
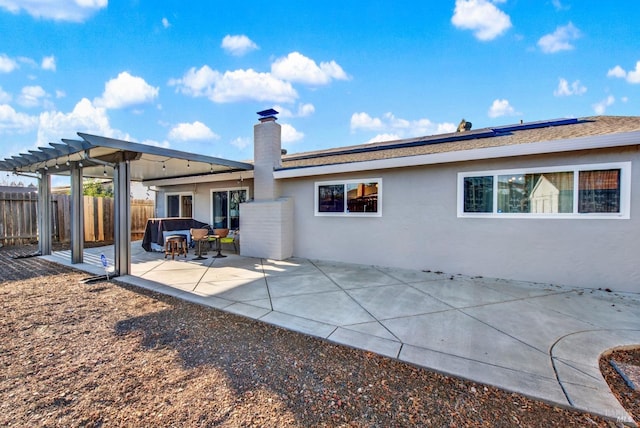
43;243;640;424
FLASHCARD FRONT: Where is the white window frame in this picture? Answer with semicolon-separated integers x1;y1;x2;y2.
165;192;194;218
210;187;250;228
457;162;631;219
314;178;382;217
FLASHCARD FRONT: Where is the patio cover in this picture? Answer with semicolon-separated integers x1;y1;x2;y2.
0;133;253;275
0;132;252;180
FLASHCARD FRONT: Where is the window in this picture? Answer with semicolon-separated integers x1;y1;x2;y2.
315;179;381;216
463;176;493;213
498;172;574;214
578;169;620;213
211;188;248;229
458;162;630;219
166;193;193;217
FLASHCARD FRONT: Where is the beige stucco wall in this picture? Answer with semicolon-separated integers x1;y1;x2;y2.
279;146;640;293
155;179;253;225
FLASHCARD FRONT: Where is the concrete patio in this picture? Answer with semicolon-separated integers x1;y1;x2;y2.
43;242;640;424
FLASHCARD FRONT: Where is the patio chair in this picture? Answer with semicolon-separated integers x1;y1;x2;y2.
190;228;209;260
212;228;230;258
219;229;239;253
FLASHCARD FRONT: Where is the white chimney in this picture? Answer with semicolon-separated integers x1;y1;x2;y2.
253;109;282;201
241;109;293;261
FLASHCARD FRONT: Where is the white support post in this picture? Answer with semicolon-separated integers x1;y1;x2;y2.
70;162;84;264
37;171;52;255
113;159;131;275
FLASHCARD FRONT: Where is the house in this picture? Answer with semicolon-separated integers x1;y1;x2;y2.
1;113;638;293
145;114;640;293
0;184;38;193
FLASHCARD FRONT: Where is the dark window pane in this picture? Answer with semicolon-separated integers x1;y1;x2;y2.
346;182;378;213
167;195;180;217
464;176;493;212
212;191;228;227
318;184;344;213
182;195;192;217
578;169;620;213
229;190;246;229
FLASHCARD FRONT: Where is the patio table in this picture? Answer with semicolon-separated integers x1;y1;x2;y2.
141;218;208;251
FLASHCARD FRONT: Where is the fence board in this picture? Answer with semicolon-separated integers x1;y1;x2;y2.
0;192;153;245
0;192;39;245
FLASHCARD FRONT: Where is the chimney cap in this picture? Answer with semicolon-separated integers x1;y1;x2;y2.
257;108;279;118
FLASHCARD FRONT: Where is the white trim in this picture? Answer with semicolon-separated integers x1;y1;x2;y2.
457;162;631;219
165;191;194;217
275;131;640;179
314;178;382;217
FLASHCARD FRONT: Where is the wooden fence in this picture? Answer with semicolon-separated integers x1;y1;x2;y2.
0;192;154;245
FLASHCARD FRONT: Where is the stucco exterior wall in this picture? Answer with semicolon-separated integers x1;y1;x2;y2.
155;179;253;224
279;147;640;293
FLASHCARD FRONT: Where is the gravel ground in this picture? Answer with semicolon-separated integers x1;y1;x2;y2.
1;244;638;427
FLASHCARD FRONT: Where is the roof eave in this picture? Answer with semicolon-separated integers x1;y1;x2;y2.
274;130;640;179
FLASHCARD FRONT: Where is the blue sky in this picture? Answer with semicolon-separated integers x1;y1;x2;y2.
1;0;639;174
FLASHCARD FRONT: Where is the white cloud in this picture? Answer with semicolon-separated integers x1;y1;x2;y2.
274;103;315;118
170;52;345;105
537;22;581;53
364;133;402;144
212;69;298;103
607;61;640;84
41;55;56;71
221;34;258;56
0;103;38;134
0;53;18;73
281;123;304;143
625;64;640;84
94;71;159;109
168;65;219;98
488;98;519;118
168;121;218;141
553;78;586;96
0;86;11;103
552;0;569;10
36;97;127;146
0;0;107;22
592;95;615;115
55;90;66;98
230;136;250;150
297;103;315;117
350;112;384;131
451;0;512;41
607;65;626;79
37;98;118;145
170;66;298;103
18;85;48;107
351;111;456;137
271;52;349;85
161;17;170;28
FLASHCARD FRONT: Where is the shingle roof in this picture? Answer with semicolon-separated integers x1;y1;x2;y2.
280;116;640;169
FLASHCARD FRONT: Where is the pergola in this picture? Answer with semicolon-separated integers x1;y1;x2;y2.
0;133;253;275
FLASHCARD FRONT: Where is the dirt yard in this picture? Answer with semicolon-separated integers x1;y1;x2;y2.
0;244;638;427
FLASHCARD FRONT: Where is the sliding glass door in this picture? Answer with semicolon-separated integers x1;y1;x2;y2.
211;189;247;229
